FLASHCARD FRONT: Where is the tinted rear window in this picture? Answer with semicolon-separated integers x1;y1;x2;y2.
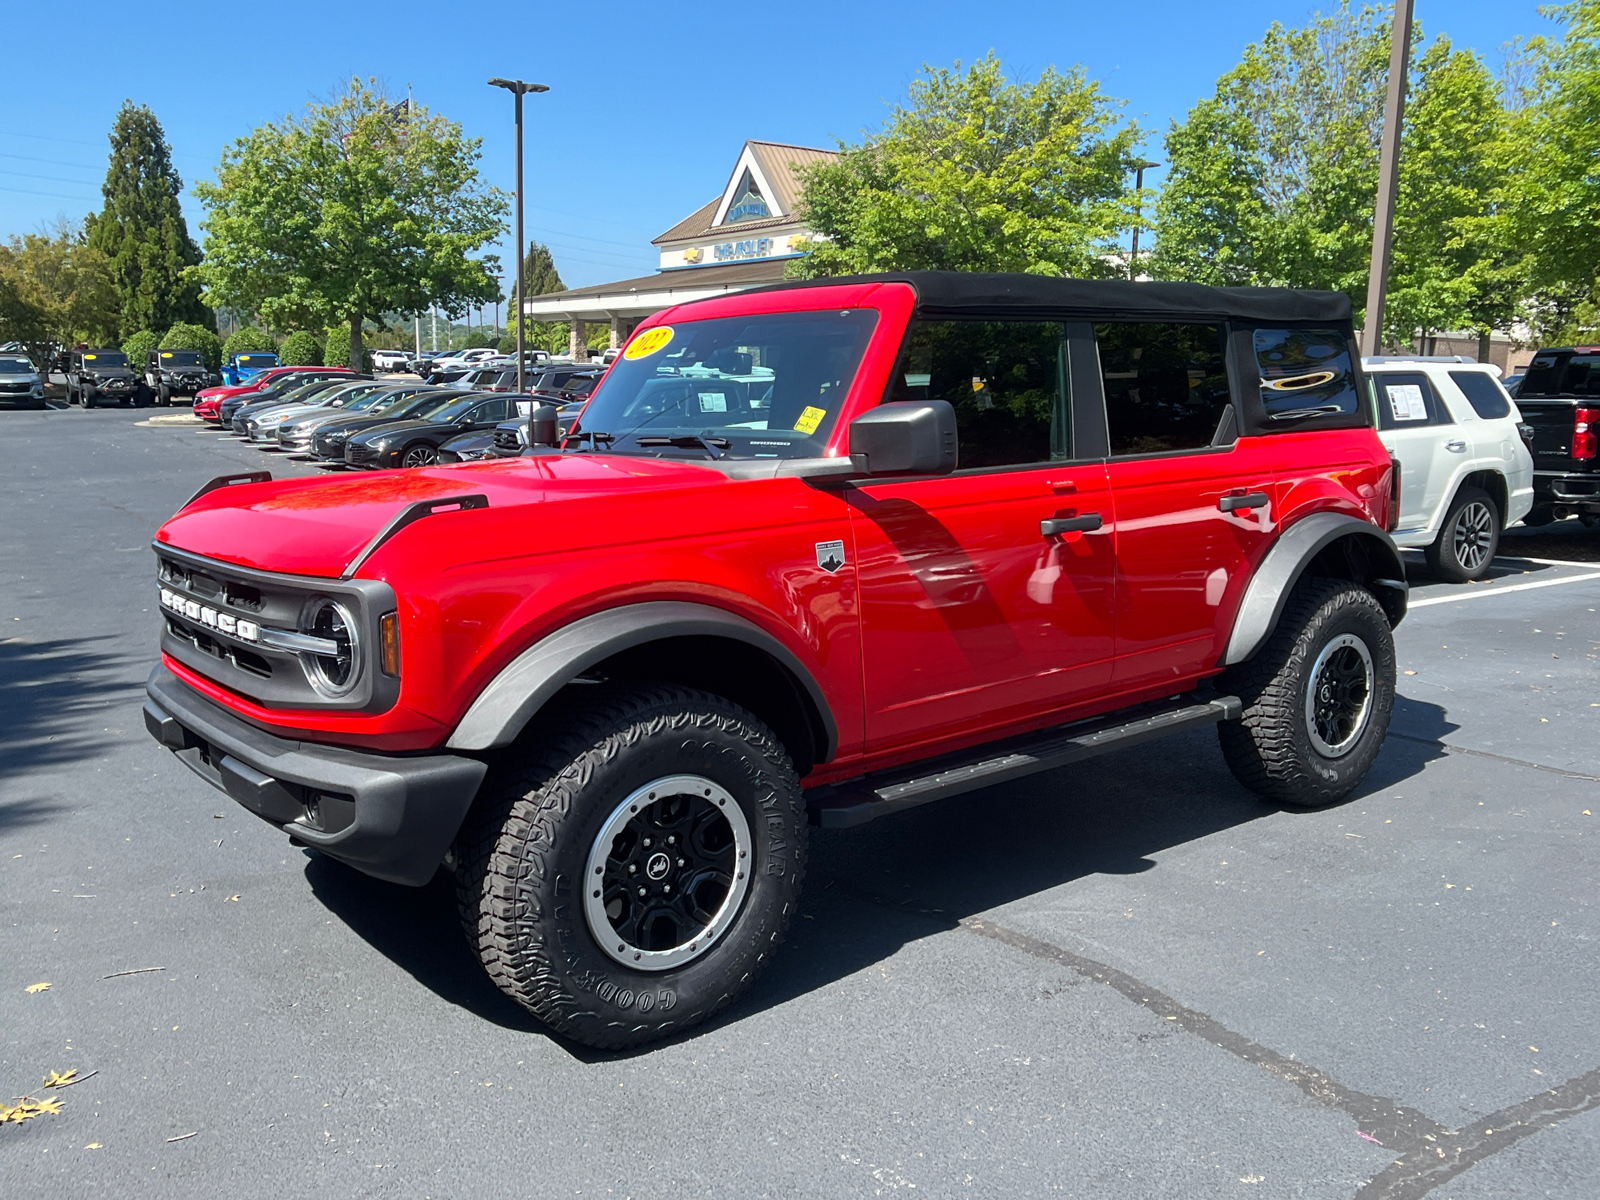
1519;353;1600;397
1252;328;1361;419
1448;371;1512;419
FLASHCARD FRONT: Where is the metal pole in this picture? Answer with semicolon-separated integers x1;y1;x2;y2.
1130;165;1146;280
1360;0;1414;358
514;88;526;396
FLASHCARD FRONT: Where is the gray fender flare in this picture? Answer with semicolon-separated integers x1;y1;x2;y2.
446;600;839;756
1222;513;1407;667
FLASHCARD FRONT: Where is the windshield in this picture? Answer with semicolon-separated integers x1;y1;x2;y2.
84;352;129;368
0;356;33;374
237;354;278;368
573;310;879;458
159;351;204;366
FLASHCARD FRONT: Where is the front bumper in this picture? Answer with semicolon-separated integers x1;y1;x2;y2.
144;665;487;886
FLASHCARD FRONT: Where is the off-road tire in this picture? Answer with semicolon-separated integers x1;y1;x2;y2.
454;684;808;1050
158;383;170;406
1425;485;1499;582
1218;578;1395;808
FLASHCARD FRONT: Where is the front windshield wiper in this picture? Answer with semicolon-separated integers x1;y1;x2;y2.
635;434;730;459
1269;404;1346;421
564;429;615;449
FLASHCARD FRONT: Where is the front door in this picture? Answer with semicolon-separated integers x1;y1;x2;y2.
852;319;1118;758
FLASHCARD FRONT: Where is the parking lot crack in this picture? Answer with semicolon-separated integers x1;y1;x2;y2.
1351;1064;1600;1200
960;917;1450;1154
1386;731;1600;782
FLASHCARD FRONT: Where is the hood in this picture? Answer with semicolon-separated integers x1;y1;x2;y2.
156;454;735;578
312;409;422;438
348;418;440;445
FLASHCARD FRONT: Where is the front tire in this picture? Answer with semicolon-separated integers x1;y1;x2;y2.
400;442;437;468
455;685;807;1049
1426;485;1499;581
1219;578;1395;808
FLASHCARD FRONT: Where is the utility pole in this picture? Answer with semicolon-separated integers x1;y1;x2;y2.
1129;159;1160;280
430;306;437;353
489;77;550;395
414;314;421;360
1360;0;1414;358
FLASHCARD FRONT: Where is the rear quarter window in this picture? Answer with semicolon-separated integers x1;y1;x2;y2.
1252;329;1361;420
1448;371;1512;420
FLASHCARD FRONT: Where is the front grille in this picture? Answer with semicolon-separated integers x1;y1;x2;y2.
165;615;273;678
346;443;378;465
493;429;521;452
0;381;31;393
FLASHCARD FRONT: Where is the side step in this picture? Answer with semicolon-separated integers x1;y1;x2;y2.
805;694;1241;830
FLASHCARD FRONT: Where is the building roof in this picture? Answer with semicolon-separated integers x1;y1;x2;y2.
522;259;792;321
653;140;838;245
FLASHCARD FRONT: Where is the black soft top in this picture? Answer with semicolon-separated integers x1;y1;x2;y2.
752;270;1351;325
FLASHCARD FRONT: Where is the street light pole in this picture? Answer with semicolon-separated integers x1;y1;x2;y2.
488;77;550;396
1129;159;1160;280
1361;0;1415;357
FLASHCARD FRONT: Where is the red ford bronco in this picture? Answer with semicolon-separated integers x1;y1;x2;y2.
144;273;1406;1048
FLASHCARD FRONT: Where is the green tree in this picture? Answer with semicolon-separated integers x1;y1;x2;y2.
790;53;1143;278
502;315;571;354
162;321;224;370
522;241;564;295
322;323;373;371
278;329;322;365
195;78;508;372
120;329;160;369
222;326;278;358
0;221;120;363
85;101;209;339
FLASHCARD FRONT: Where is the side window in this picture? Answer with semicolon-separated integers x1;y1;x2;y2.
886;320;1071;468
1098;322;1231;456
1251;328;1360;419
477;397;511;422
1448;371;1512;420
1372;372;1453;430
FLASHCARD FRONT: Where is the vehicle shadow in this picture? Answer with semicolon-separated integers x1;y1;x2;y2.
0;634;142;785
305;704;1452;1058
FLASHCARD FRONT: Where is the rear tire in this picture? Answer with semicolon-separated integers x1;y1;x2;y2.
1219;578;1395;808
455;684;807;1050
1425;485;1499;582
1522;505;1555;527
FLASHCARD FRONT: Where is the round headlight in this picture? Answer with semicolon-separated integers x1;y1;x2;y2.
300;599;361;697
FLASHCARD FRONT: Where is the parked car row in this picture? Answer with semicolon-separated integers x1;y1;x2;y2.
186;359;607;471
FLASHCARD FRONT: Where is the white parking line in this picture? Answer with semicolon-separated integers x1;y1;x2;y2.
1409;571;1600;608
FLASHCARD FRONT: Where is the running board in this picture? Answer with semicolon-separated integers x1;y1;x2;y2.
805;694;1242;830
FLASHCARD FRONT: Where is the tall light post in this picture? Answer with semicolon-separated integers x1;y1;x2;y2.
488;77;550;396
1129;159;1160;280
1361;0;1415;357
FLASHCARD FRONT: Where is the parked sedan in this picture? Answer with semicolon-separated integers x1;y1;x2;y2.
218;370;361;426
230;378;366;435
242;380;393;442
276;383;442;453
0;353;47;409
306;388;472;463
345;392;518;468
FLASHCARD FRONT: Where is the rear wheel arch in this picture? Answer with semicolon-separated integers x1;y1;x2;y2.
1456;469;1507;523
446;601;837;775
1222;513;1406;668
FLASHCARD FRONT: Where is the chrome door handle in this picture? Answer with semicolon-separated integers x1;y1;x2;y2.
1445;440;1467;452
1041;513;1103;536
1218;492;1270;512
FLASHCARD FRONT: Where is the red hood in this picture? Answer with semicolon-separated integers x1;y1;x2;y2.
156;455;734;577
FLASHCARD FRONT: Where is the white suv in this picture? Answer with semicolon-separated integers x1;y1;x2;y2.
1363;356;1534;581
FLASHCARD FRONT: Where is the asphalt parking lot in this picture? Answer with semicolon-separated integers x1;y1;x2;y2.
3;406;1596;1199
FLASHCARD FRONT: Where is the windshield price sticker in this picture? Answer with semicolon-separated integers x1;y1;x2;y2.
625;327;674;360
1385;383;1428;422
698;393;727;412
793;406;826;435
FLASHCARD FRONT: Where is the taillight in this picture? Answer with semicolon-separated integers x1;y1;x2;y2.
1386;455;1401;531
1574;407;1598;460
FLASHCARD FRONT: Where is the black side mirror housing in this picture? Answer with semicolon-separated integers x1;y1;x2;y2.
848;401;958;477
529;404;559;447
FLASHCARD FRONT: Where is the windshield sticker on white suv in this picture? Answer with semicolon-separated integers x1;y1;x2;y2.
1385;383;1428;422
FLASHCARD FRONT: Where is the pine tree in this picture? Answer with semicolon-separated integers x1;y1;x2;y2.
86;101;210;338
522;241;564;295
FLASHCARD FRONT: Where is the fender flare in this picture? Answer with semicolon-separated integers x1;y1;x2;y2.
445;600;839;758
1222;513;1407;667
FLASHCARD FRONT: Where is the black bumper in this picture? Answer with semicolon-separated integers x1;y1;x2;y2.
144;666;487;886
1533;473;1600;512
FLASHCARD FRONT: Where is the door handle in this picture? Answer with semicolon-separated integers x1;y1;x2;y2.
1041;513;1103;536
1445;439;1467;452
1218;492;1270;512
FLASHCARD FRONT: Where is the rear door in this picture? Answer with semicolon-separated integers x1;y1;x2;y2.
851;318;1118;755
1371;370;1458;534
1101;320;1280;690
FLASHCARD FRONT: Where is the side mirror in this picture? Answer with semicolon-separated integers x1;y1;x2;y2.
529;404;559;447
848;401;958;477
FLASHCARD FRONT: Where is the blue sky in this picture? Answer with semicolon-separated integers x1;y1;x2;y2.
2;0;1549;307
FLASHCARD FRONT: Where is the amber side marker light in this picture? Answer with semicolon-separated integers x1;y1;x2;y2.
380;613;401;677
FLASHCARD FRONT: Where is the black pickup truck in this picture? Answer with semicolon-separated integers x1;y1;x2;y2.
1514;347;1600;526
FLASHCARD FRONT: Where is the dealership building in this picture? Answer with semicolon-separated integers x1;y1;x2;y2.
522;140;837;356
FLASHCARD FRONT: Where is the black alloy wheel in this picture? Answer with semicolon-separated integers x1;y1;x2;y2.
1426;485;1499;583
400;443;437;468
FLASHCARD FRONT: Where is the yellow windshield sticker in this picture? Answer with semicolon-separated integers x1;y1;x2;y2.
625;326;674;360
84;354;96;360
161;352;173;358
793;406;826;435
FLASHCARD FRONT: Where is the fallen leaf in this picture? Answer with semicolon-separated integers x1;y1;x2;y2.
224;895;240;903
1240;1175;1265;1184
1403;669;1417;676
24;982;49;994
42;1069;78;1089
84;1143;102;1150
